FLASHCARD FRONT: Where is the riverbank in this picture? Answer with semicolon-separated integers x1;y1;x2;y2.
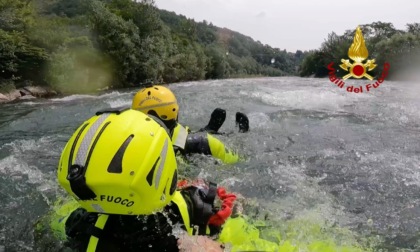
0;86;58;104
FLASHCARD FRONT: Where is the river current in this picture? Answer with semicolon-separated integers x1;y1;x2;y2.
0;77;419;251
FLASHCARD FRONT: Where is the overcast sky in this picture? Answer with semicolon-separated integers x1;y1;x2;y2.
155;0;420;52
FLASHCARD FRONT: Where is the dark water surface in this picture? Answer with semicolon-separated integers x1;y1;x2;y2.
1;77;419;251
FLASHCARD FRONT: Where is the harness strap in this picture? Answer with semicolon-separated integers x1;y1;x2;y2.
171;191;193;235
86;214;109;252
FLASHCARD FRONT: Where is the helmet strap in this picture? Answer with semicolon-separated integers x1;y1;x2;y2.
68;164;97;200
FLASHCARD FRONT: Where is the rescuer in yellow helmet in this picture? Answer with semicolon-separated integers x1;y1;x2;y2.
131;84;249;164
57;109;236;251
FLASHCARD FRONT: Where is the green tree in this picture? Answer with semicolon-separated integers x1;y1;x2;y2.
299;50;329;77
2;0;307;94
196;21;217;45
0;0;34;31
28;15;91;53
162;35;207;82
376;32;420;79
0;0;47;87
88;0;159;86
205;45;230;79
407;23;420;35
320;32;352;64
46;0;89;17
46;36;112;93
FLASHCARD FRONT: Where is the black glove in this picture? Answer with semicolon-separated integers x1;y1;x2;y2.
236;112;249;133
199;108;226;134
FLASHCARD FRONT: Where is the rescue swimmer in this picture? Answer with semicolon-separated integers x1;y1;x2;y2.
131;84;249;164
58;109;236;251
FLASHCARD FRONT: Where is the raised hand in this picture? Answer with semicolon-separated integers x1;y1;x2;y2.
236;112;249;133
200;108;226;134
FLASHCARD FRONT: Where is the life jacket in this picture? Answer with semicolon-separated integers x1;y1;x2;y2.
171;123;188;150
86;214;109;252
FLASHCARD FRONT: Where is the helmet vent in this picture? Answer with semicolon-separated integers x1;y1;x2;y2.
146;156;160;186
163;181;167;197
169;170;177;195
107;134;134;174
145;139;169;189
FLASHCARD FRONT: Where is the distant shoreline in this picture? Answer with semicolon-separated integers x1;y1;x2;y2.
0;86;58;104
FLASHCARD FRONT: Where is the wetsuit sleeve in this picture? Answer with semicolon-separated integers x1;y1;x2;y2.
184;132;239;164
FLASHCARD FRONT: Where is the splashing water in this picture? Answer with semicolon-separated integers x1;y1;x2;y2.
1;77;419;251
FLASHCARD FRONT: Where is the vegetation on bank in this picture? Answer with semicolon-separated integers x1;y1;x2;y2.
299;22;420;80
1;0;419;96
0;0;306;94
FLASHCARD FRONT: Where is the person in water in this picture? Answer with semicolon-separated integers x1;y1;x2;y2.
58;109;236;251
131;84;249;164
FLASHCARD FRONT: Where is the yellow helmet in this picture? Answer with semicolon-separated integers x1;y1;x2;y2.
131;85;179;129
57;109;177;215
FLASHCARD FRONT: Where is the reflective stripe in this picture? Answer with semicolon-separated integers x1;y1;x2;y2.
138;101;176;111
155;139;168;189
171;192;193;235
75;114;109;166
68;123;89;172
172;124;188;149
86;214;109;252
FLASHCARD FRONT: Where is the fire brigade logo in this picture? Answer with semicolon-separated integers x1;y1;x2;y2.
340;26;376;80
327;26;390;93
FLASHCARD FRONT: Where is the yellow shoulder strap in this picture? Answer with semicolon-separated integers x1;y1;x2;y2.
171;191;193;235
207;134;239;164
172;124;188;149
86;214;109;252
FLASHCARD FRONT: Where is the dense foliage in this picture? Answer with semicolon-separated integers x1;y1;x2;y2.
0;0;305;93
3;1;415;93
299;22;420;80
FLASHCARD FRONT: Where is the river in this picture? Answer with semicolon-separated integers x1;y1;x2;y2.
0;77;419;251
